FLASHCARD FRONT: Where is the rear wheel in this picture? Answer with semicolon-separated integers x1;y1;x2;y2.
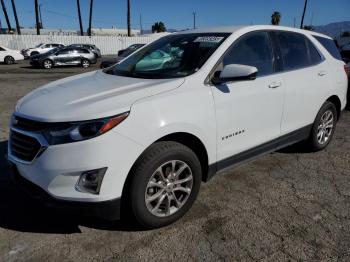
4;56;15;65
128;141;202;228
81;59;90;68
307;101;337;151
43;59;53;69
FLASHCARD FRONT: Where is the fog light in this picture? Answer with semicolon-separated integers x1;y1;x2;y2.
76;167;107;194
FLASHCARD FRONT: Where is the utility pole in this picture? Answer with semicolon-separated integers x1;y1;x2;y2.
76;0;84;36
127;0;131;36
139;13;142;35
293;17;296;28
1;0;12;32
39;4;43;28
35;0;40;35
300;0;308;29
193;11;196;29
11;0;20;34
88;0;93;36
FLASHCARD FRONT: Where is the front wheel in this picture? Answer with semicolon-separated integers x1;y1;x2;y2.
128;141;202;228
307;101;337;151
43;59;53;69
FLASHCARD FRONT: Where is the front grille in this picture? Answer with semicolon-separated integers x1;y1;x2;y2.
10;131;42;162
13;116;51;132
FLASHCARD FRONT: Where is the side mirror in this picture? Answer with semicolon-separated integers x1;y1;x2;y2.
212;64;258;84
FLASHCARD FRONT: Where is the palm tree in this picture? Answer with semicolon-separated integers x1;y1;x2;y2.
1;0;12;32
127;0;131;36
300;0;308;29
152;22;166;33
10;0;20;34
34;0;40;35
76;0;83;36
271;11;281;25
88;0;93;36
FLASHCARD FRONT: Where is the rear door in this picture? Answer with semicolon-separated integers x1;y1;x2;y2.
273;31;330;135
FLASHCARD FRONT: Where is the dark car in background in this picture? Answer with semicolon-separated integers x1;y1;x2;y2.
30;46;97;69
100;43;145;68
340;43;350;63
69;44;101;58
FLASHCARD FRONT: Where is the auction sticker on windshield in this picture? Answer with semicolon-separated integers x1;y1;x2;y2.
194;36;225;43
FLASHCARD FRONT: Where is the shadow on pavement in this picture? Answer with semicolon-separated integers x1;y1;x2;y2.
0;140;142;234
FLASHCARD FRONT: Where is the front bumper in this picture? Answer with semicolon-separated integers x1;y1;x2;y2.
10;164;121;220
8;125;145;203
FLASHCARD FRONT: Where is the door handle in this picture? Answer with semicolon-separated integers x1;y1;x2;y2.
269;82;281;89
318;71;327;76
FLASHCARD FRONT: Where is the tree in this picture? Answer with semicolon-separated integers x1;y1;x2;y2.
300;0;308;29
34;0;40;35
341;31;350;37
10;0;20;34
303;25;314;31
152;22;166;33
271;11;281;25
127;0;131;36
1;0;12;32
76;0;84;36
88;0;93;36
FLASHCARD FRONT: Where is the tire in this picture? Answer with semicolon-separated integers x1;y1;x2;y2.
4;56;15;65
81;59;90;68
43;59;53;69
307;101;337;151
30;51;39;56
128;141;202;228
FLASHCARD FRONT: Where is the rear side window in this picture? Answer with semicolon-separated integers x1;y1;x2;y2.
0;47;5;51
276;32;310;70
313;36;342;60
222;31;274;76
78;48;90;54
306;38;323;65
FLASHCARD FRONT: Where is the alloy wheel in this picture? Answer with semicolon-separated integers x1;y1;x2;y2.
317;109;334;145
145;160;193;217
43;60;52;69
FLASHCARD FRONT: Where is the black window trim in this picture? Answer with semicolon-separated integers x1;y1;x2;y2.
272;31;325;73
206;29;326;85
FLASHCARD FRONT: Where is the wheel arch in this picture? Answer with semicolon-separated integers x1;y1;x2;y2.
121;132;211;212
326;95;341;120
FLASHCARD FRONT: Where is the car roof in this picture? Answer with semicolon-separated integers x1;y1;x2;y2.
178;25;332;39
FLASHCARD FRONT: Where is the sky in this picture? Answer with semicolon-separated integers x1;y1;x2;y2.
0;0;349;31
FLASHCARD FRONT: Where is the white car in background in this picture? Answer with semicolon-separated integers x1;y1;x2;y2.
21;43;65;57
8;25;348;228
0;46;24;64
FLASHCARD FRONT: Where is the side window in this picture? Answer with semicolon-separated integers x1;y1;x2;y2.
57;49;69;55
222;31;274;76
306;38;322;65
77;48;89;54
313;36;342;60
0;47;5;51
276;32;309;70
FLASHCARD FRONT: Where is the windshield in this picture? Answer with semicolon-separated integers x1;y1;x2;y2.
48;47;60;54
35;43;43;48
104;33;230;79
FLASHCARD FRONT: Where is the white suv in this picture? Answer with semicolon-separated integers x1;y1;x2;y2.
8;26;348;228
22;43;65;57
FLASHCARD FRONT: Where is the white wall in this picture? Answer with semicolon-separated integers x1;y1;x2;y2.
0;34;167;55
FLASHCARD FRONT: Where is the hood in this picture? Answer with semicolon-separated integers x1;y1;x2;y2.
15;70;185;122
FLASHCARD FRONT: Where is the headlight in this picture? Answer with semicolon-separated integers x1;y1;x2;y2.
43;112;129;145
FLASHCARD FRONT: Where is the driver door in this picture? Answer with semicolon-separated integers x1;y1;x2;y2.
210;31;284;164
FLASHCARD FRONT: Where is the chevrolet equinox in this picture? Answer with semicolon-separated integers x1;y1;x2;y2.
8;26;348;228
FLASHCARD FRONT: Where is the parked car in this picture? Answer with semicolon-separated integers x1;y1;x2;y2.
0;45;24;64
100;43;145;69
30;46;97;69
8;25;348;228
22;43;65;58
69;44;101;58
340;43;350;63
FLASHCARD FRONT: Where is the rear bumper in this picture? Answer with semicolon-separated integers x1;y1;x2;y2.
10;164;121;220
